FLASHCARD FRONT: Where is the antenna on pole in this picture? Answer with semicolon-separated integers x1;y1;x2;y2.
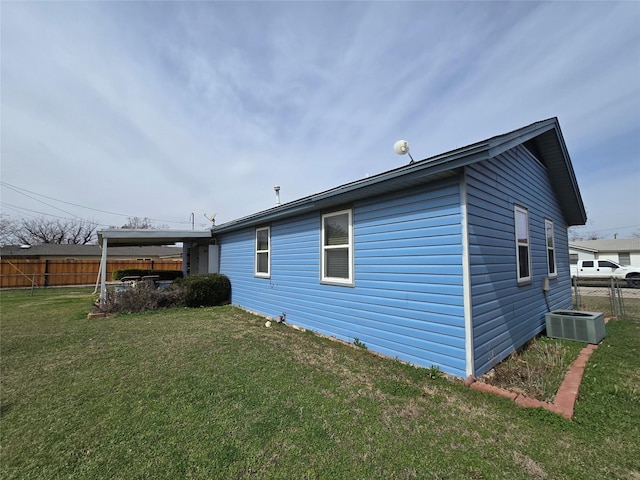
393;140;415;164
204;213;216;227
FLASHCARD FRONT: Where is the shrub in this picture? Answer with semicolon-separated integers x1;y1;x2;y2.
112;269;183;281
99;273;231;314
102;282;185;314
179;274;231;308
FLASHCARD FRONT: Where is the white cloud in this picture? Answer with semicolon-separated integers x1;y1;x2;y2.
1;1;638;236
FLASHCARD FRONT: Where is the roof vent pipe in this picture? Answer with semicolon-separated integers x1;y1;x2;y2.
274;185;281;206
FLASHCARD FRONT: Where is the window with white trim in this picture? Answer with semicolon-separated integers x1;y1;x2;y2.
514;206;531;283
545;219;557;277
255;226;270;277
321;209;353;284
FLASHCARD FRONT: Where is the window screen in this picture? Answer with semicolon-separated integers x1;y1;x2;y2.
255;227;270;276
322;210;353;283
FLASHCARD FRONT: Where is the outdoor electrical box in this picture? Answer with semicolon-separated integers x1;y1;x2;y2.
542;277;550;291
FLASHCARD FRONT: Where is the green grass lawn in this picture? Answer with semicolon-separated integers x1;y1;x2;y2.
1;288;639;479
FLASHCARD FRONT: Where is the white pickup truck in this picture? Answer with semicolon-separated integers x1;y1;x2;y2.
571;259;640;288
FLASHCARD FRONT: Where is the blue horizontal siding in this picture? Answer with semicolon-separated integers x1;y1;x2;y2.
218;177;467;377
466;145;572;376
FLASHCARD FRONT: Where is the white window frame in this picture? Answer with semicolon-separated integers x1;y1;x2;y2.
514;205;531;284
545;219;557;277
321;209;353;285
255;226;270;278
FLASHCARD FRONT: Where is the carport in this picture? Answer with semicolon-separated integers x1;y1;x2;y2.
97;229;214;308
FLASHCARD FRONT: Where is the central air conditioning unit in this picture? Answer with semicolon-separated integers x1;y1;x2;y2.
544;310;606;344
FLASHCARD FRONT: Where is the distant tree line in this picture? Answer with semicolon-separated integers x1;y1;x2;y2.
569;226;640;241
1;215;167;246
1;215;98;246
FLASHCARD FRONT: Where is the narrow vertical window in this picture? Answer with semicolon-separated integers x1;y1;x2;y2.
514;206;531;283
255;227;270;277
321;209;353;284
545;219;557;277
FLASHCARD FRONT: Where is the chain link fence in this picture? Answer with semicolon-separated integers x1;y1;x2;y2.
572;277;634;318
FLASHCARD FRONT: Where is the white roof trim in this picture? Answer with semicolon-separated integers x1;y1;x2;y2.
98;229;212;247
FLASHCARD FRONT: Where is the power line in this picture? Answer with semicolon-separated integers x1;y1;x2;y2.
596;224;640;232
2;183;85;220
572;223;640;233
2;202;71;219
1;202;113;227
1;181;190;225
2;181;143;220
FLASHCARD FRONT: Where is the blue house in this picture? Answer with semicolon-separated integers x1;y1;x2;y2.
211;117;586;379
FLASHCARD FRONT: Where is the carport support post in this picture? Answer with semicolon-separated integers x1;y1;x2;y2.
99;238;108;310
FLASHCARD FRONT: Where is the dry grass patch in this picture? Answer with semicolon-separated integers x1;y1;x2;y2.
481;335;583;401
444;393;500;422
380;399;428;433
625;469;640;480
512;451;548;479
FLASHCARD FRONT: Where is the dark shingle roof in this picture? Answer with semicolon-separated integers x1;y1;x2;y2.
0;244;182;258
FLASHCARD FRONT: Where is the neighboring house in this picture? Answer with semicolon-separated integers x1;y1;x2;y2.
0;244;182;260
569;239;640;266
209;118;586;379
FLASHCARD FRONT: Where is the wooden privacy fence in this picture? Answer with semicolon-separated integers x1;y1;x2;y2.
0;259;183;289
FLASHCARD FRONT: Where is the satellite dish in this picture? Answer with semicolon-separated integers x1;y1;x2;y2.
393;140;409;155
393;140;415;163
204;213;216;226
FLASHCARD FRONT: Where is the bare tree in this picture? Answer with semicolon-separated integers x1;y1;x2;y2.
568;211;604;241
0;215;17;246
121;216;168;229
68;219;98;244
568;228;603;241
2;216;98;245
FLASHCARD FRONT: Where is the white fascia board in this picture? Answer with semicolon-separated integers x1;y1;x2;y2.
98;229;212;247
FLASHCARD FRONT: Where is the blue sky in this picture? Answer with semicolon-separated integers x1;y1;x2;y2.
1;1;639;237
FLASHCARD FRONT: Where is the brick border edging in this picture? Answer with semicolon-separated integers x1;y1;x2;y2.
466;342;600;420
